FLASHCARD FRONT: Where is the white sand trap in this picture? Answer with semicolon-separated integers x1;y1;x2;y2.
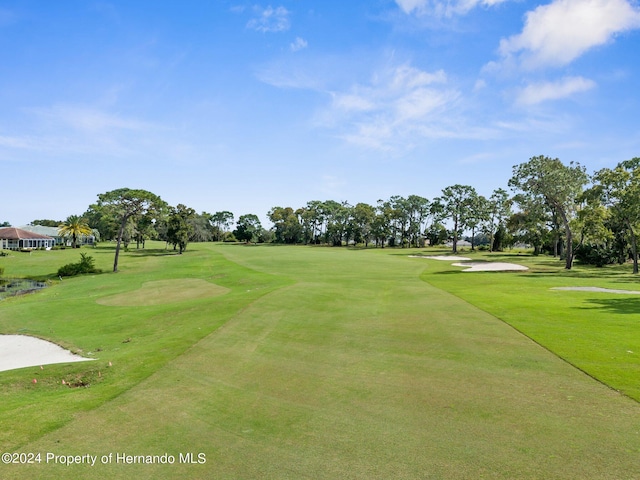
410;255;472;261
0;335;93;373
551;286;640;295
451;262;529;272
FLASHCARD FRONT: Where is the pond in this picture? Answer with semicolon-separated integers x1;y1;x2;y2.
0;278;48;300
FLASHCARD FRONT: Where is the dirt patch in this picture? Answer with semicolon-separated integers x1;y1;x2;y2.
97;279;230;307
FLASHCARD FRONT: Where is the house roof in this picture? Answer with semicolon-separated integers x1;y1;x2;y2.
0;227;54;240
19;225;61;237
19;224;95;239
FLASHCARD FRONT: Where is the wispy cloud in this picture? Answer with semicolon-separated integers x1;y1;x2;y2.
31;104;153;132
319;174;347;196
0;103;163;162
497;0;640;70
516;76;596;105
247;5;291;33
320;64;464;150
290;37;308;52
395;0;510;17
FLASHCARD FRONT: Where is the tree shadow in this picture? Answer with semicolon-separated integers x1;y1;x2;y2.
125;248;181;257
530;270;640;284
579;298;640;315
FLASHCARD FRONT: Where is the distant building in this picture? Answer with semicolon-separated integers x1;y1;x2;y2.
0;227;55;250
445;240;472;248
19;225;95;247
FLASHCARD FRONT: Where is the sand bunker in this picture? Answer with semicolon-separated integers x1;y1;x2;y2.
551;286;640;295
0;335;93;373
411;255;528;272
451;262;529;272
97;278;229;307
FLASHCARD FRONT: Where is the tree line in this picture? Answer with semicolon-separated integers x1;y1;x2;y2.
13;155;640;273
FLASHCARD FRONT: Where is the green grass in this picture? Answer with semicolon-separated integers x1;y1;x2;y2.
419;249;640;402
0;243;639;479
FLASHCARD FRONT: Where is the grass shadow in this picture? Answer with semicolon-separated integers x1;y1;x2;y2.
580;298;640;314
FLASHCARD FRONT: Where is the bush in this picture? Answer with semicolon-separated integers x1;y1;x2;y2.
574;244;618;267
57;253;101;277
223;233;238;242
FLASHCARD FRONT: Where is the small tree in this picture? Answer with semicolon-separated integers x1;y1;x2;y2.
58;253;101;277
58;215;92;248
91;188;165;272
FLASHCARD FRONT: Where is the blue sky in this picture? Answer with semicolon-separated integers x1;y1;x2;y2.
2;0;640;226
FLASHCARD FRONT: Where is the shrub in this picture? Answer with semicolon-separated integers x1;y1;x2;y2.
57;253;101;277
574;244;618;267
223;233;238;242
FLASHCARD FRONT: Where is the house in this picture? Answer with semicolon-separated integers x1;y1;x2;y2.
19;225;95;247
0;227;55;250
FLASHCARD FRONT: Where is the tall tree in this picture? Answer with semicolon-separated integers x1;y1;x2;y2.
92;188;165;272
372;203;392;248
234;214;262;243
322;200;351;246
351;202;376;247
406;195;430;248
466;193;489;250
211;211;234;241
438;184;477;253
166;204;196;253
268;206;303;244
189;212;215;242
31;219;62;227
591;158;640;273
486;188;512;252
509;156;588;269
58;215;93;248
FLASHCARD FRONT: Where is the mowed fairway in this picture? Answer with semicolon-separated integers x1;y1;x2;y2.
0;244;639;479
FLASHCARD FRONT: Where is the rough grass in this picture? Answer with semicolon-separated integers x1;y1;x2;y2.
0;244;639;479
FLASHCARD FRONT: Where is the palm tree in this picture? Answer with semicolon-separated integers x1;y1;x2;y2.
58;215;93;248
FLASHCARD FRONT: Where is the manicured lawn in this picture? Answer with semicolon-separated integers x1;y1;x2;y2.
0;243;639;479
419;249;640;402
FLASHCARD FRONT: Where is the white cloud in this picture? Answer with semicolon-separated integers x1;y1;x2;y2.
321;64;462;149
32;104;152;132
395;0;510;17
0;104;165;162
516;76;596;105
290;37;308;52
0;135;36;150
499;0;640;70
247;5;290;33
